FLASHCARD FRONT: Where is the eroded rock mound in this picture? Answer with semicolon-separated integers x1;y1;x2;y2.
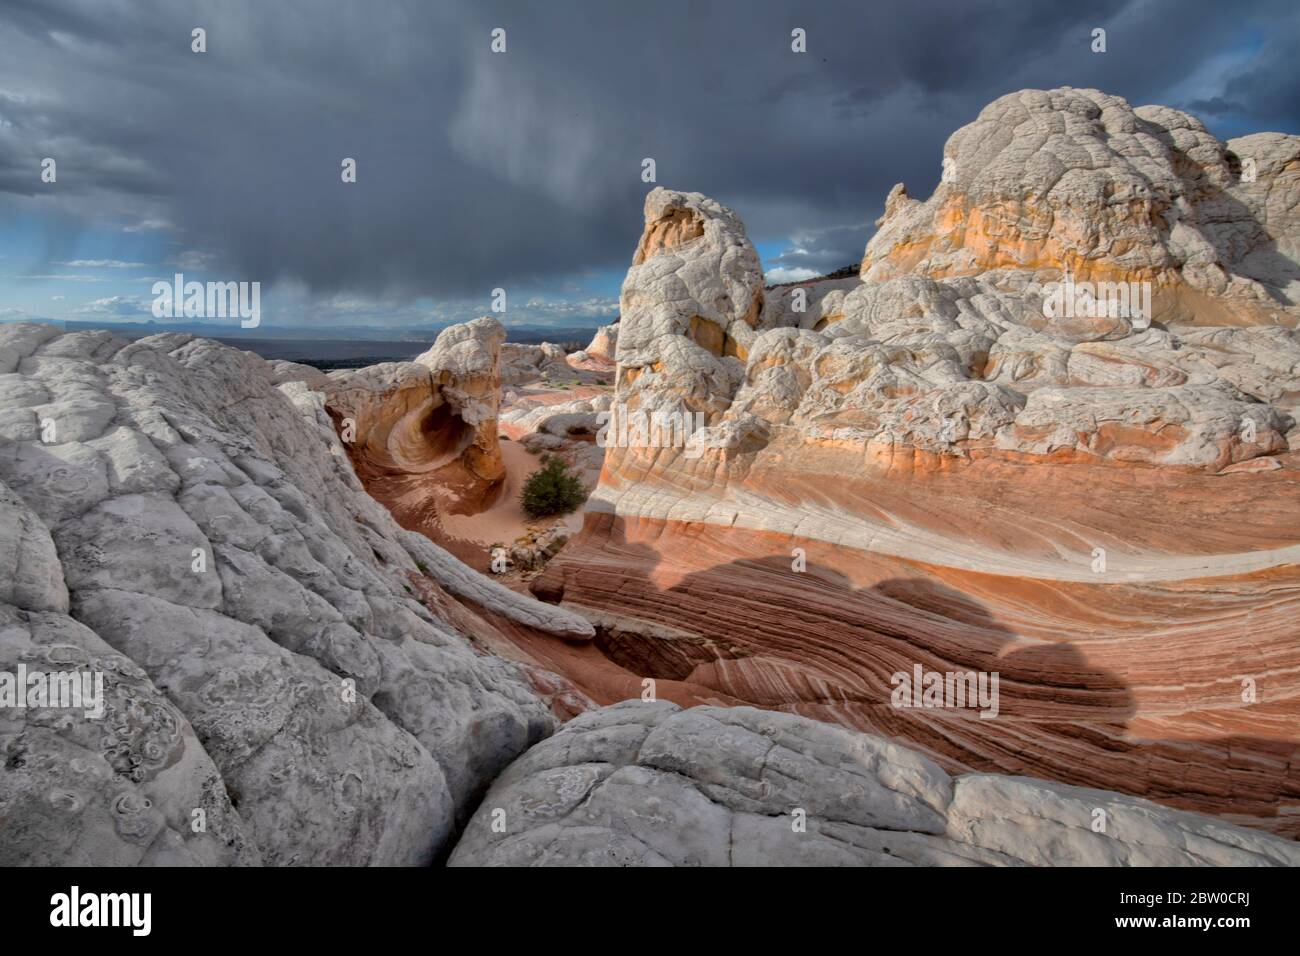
501;342;573;386
582;322;619;362
614;173;1297;473
863;88;1300;327
616;189;769;426
502;338;613;387
450;702;1300;866
324;316;508;524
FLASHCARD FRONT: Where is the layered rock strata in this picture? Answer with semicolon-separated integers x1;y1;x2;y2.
524;89;1300;837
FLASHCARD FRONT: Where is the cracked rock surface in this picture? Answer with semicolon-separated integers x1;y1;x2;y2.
0;323;589;865
449;702;1300;867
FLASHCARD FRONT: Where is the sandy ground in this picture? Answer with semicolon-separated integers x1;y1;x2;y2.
440;438;585;546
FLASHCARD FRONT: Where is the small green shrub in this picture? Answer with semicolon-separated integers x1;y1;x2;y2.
520;456;587;518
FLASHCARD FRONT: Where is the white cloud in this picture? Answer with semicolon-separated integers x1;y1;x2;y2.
123;219;171;233
56;259;148;269
166;250;218;271
74;294;151;317
14;274;107;282
764;220;870;283
765;266;821;284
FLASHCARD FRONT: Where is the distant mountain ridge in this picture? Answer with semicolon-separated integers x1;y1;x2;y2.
0;318;606;367
4;316;606;344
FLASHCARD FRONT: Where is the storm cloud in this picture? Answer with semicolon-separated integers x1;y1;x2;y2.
1;0;1297;316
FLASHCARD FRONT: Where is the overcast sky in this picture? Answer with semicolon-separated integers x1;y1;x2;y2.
1;0;1297;332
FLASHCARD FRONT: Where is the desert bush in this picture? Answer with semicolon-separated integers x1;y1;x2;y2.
520;455;587;518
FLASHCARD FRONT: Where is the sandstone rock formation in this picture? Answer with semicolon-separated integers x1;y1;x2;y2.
500;394;609;479
617;189;768;424
585;322;619;361
450;702;1300;866
862;89;1300;329
521;90;1300;838
501;340;611;386
0;321;591;866
4;84;1298;866
635;185;1296;470
324;316;509;530
318;315;614;577
501;342;573;386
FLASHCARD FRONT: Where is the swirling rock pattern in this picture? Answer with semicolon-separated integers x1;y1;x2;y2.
322;316;509;537
519;90;1300;838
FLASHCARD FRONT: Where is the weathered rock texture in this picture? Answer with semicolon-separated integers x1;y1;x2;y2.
327;318;611;568
519;90;1300;838
6;85;1297;865
501;342;573;386
324;317;509;536
500;393;610;480
450;702;1300;866
862;89;1300;329
583;322;619;362
0;321;591;866
502;339;612;387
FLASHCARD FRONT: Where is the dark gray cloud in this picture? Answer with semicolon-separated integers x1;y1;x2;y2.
1;0;1296;301
1186;23;1300;136
766;222;872;282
